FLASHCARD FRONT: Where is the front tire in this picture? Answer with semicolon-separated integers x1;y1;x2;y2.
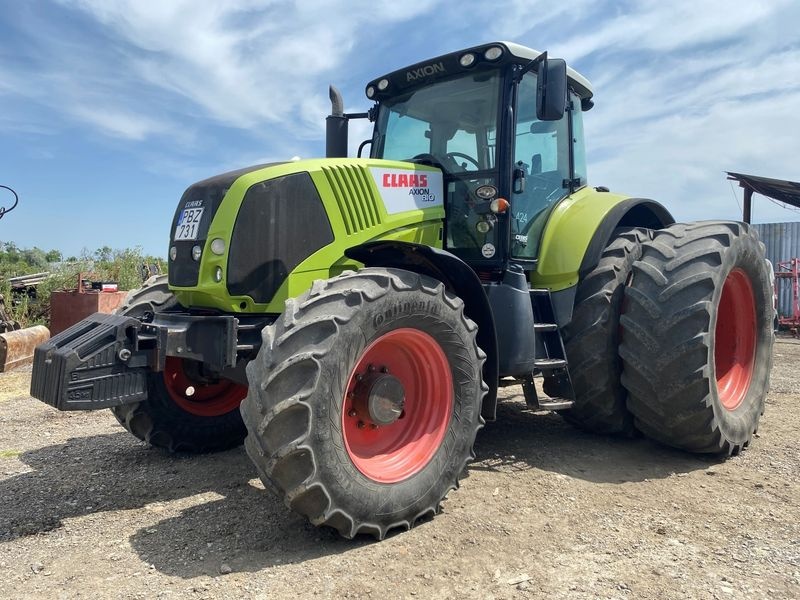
619;222;774;454
241;268;486;539
110;276;247;453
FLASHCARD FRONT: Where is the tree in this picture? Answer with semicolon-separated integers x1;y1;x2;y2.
94;246;113;263
22;248;48;270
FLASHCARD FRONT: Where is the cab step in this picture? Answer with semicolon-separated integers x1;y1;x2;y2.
533;358;567;370
536;398;575;411
529;287;576;405
520;374;574;411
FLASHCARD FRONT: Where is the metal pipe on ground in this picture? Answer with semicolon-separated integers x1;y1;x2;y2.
0;325;50;372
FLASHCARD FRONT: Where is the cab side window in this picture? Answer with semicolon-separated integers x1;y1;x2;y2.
511;73;570;259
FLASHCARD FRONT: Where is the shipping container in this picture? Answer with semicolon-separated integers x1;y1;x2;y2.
753;222;800;320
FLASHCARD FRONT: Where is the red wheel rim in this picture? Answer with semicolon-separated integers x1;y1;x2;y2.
163;357;247;417
714;268;757;411
342;328;453;483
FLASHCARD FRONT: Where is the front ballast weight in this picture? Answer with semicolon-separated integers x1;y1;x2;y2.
30;311;245;411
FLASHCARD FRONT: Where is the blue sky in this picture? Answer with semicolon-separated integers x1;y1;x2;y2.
1;0;799;257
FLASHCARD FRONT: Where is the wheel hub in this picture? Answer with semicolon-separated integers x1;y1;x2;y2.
714;268;757;411
163;357;247;417
351;366;406;426
341;328;453;483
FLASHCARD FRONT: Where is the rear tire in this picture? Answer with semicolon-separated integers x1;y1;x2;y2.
241;268;486;539
558;228;651;434
619;222;774;454
110;276;247;453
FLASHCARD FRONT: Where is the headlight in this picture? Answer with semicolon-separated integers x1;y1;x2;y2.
214;266;223;282
484;46;503;61
459;53;476;67
476;220;492;234
169;246;177;261
476;185;498;200
366;86;376;98
377;78;389;91
191;245;202;261
210;238;225;255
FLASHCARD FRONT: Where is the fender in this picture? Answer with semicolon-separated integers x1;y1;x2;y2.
345;240;499;421
532;187;674;325
578;196;674;279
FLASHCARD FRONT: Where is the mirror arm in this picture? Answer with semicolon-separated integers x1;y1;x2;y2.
514;51;548;83
345;105;379;123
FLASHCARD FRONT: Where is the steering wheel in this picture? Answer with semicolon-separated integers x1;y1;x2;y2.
445;152;480;170
411;153;445;167
412;152;480;172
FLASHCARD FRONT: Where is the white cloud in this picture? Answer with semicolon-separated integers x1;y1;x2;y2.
566;0;800;223
556;0;788;61
3;0;799;232
69;105;170;141
56;0;440;137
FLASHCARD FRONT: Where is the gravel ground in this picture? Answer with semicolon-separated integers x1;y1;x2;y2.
1;340;798;599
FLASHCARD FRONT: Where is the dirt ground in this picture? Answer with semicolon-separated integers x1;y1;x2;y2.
1;341;798;600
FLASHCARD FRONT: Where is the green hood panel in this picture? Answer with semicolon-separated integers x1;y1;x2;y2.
171;158;445;313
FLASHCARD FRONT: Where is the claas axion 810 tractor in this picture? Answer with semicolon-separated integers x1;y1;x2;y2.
31;42;774;539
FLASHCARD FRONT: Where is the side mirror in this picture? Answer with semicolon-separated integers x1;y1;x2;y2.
536;58;567;121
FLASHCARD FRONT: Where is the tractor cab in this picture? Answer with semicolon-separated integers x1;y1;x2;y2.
363;42;593;270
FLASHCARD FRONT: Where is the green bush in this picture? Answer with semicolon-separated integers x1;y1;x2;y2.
0;242;165;328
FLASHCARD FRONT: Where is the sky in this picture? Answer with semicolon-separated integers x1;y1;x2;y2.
1;0;799;257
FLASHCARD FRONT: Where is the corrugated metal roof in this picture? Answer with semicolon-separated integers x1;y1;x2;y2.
753;222;800;319
728;172;800;207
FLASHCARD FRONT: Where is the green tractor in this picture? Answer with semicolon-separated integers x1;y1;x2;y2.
31;42;774;539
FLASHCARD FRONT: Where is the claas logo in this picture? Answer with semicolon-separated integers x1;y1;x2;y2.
382;173;429;188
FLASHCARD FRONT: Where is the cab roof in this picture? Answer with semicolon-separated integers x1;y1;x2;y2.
365;41;593;103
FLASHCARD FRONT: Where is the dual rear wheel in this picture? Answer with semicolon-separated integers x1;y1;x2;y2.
564;221;773;455
619;221;773;454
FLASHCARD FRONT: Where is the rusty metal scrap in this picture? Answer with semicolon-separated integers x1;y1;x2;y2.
0;325;50;372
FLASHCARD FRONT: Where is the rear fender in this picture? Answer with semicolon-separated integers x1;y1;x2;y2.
345;241;499;421
578;197;675;279
533;188;674;325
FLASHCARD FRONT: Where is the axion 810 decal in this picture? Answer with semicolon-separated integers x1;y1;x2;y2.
369;168;444;215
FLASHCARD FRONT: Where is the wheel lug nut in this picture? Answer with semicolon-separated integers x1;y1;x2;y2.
357;421;366;429
370;423;379;430
380;366;389;373
356;374;364;382
348;409;357;417
368;364;376;372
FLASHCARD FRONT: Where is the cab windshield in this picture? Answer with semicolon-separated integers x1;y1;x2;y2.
373;71;502;261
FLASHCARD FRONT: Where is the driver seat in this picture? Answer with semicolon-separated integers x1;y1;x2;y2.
530;153;542;175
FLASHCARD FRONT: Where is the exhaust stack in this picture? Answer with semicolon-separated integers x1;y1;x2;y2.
326;85;348;158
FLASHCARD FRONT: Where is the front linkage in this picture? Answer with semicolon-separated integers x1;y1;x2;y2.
31;309;263;412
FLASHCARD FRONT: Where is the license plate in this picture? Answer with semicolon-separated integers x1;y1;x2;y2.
174;207;204;241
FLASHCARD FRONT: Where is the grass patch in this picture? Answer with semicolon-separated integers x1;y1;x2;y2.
0;449;22;458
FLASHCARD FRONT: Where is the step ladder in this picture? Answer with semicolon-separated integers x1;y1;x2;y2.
523;289;575;411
